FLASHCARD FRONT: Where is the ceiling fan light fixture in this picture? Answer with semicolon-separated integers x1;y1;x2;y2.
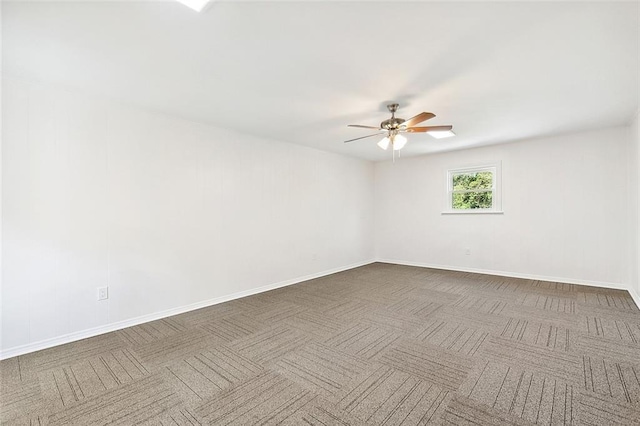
377;136;390;150
176;0;211;12
428;130;456;139
392;134;407;150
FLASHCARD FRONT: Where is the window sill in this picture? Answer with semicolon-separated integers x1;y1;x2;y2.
441;210;504;215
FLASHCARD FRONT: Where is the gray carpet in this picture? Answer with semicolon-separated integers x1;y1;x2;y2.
2;263;640;425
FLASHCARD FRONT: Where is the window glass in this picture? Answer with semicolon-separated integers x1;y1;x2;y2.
452;171;493;191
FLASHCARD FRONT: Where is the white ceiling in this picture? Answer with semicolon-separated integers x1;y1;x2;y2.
3;1;638;161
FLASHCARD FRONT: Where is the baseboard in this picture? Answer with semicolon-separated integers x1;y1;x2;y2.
0;259;375;360
629;287;640;310
377;258;632;292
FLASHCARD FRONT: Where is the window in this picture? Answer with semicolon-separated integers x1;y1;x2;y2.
445;163;502;214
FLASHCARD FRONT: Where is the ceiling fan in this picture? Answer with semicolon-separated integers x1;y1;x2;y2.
345;103;454;152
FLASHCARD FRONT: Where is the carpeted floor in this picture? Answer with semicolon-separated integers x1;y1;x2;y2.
2;263;640;425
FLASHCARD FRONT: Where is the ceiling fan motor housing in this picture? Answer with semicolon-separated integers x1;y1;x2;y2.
380;117;406;131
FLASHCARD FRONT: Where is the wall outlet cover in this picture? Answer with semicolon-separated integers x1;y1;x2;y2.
98;287;109;301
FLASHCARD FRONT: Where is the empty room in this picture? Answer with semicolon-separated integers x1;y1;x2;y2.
1;1;639;424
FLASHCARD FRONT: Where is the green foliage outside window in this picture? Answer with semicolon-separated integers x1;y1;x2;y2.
452;171;493;209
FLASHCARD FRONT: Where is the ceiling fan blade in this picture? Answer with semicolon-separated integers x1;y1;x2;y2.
404;125;453;133
403;112;435;127
348;124;381;130
344;132;385;143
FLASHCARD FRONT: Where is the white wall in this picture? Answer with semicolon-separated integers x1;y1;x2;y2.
375;127;630;288
1;77;375;356
0;2;4;355
630;111;640;302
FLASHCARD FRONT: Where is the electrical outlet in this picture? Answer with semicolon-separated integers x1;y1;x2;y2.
465;248;471;255
97;286;109;301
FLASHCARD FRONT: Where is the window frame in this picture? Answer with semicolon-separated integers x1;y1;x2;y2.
443;163;503;214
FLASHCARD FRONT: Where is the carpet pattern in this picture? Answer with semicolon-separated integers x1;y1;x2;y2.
1;263;640;425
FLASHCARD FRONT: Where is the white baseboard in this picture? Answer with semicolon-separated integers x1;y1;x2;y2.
629;287;640;310
377;258;633;293
0;259;375;360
